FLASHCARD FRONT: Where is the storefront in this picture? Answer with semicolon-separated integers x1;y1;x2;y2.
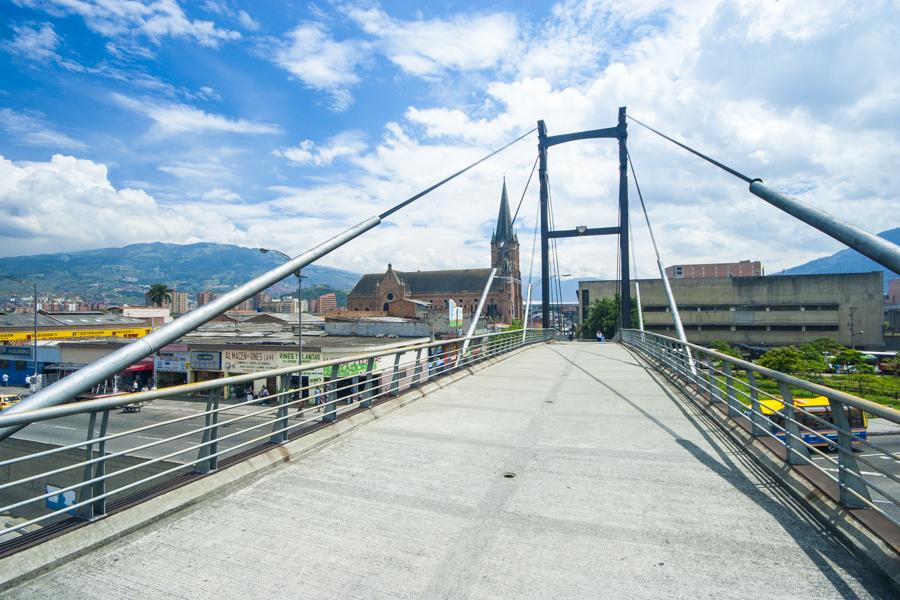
0;345;61;386
154;345;189;388
189;350;222;384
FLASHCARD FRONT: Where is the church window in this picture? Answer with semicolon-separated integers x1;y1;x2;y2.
387;293;394;301
383;303;389;311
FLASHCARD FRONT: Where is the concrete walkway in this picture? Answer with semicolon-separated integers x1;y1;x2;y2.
7;343;893;598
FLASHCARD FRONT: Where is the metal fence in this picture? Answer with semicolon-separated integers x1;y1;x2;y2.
0;328;553;550
621;329;900;529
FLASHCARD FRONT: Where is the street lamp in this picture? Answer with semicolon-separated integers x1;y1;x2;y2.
0;275;38;386
259;249;305;365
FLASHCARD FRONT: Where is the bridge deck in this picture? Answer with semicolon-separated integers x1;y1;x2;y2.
8;343;891;598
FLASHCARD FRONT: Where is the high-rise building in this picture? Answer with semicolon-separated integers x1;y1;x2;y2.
197;291;217;307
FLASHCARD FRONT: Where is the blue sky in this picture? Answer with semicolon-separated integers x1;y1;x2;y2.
1;0;899;280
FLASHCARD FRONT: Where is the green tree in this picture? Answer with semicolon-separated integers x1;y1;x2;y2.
710;340;742;360
757;346;804;375
800;338;845;357
145;283;174;307
578;295;639;339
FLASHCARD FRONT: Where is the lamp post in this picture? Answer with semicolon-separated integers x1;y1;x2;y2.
1;275;38;386
259;249;305;365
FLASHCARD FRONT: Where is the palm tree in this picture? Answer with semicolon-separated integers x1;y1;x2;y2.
146;283;174;307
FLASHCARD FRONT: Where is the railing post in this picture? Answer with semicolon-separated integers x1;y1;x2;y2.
724;363;739;418
270;383;290;444
828;397;872;508
746;370;766;437
195;389;221;473
323;365;339;423
706;356;721;404
390;352;401;396
777;382;809;465
77;409;110;520
411;348;424;387
360;357;376;408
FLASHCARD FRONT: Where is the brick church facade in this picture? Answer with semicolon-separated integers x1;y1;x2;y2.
348;181;523;323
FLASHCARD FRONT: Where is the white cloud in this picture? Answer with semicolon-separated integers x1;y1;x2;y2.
0;154;246;253
158;159;234;181
274;131;367;166
0;109;85;150
16;0;240;48
237;10;260;31
273;23;367;112
112;93;280;136
202;187;241;201
2;21;60;61
345;7;518;77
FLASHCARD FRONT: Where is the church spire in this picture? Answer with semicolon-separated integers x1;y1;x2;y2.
491;178;517;244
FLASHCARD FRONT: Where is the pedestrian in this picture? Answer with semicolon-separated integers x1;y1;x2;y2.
25;375;31;387
2;373;8;387
260;385;270;405
132;379;139;392
314;387;323;412
245;386;254;404
596;330;603;343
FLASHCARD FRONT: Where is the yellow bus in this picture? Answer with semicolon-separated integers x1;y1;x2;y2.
757;395;867;449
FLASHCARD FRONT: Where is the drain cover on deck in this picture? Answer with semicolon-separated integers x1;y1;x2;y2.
502;472;516;479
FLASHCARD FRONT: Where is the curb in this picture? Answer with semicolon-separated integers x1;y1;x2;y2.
0;342;543;591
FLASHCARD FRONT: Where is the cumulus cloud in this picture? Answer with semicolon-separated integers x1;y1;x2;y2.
0;109;85;150
112;93;280;136
344;6;517;77
273;131;367;166
15;0;240;48
273;23;367;112
0;154;246;253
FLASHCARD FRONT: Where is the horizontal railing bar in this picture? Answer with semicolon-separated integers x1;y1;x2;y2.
0;329;541;428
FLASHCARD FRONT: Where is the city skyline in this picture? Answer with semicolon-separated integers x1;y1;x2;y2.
2;1;899;281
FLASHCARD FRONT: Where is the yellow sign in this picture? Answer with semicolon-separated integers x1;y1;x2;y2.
0;327;152;342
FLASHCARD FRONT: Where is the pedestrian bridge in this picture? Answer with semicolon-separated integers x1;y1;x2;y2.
2;341;895;598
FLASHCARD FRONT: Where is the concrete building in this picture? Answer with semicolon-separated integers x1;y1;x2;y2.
577;272;884;348
665;260;763;279
107;306;172;327
348;181;523;323
163;291;189;316
316;293;338;313
196;291;216;307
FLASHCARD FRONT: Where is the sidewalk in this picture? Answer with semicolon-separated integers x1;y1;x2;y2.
868;416;900;436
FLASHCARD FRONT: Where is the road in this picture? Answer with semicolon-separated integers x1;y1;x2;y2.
808;431;900;525
10;395;337;465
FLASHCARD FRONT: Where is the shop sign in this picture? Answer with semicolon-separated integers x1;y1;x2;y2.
222;349;321;373
154;351;188;373
1;347;33;357
190;351;221;370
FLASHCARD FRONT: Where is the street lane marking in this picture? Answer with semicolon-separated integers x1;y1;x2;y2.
51;425;77;430
816;466;885;477
137;435;163;441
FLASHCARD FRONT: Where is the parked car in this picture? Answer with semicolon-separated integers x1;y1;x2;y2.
0;393;22;412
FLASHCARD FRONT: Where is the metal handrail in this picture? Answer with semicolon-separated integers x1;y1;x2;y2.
625;330;899;423
0;328;543;428
0;328;553;542
621;329;900;527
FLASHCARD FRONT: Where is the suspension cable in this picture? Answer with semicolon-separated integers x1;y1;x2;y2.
626;115;753;184
379;127;538;219
511;155;539;230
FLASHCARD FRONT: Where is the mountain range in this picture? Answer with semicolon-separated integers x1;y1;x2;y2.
777;227;899;291
0;243;361;303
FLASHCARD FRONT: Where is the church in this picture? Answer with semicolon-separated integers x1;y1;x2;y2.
348;181;523;323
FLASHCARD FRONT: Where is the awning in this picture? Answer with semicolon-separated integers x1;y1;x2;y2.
124;359;154;372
